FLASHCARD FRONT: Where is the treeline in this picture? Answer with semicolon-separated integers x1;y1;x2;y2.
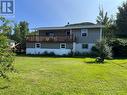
94;1;127;60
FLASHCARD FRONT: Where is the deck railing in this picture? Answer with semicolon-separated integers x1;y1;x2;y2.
26;35;76;42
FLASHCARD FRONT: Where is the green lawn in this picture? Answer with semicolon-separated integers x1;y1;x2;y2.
0;56;127;95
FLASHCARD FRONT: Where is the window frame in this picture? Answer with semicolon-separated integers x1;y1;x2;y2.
82;43;89;49
60;43;66;49
35;43;41;48
81;29;88;37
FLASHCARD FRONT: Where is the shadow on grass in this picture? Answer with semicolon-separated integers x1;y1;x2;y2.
0;85;9;90
16;53;127;59
85;60;108;64
84;59;95;63
16;54;94;59
113;57;127;59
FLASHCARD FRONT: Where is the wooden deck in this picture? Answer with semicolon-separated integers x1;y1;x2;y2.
26;35;76;42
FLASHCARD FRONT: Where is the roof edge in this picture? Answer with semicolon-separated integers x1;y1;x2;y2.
33;25;104;31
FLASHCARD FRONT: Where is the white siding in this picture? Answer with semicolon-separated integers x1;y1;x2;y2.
75;43;94;53
26;48;71;55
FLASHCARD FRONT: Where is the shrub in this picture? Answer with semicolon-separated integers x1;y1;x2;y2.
0;35;15;79
91;40;112;63
49;52;56;56
109;38;127;58
43;51;48;55
43;51;56;56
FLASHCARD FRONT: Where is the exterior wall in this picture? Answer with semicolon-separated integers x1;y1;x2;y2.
26;42;73;55
26;48;71;55
74;43;94;53
26;43;35;48
26;42;94;55
38;28;101;43
72;28;101;43
26;42;73;49
26;28;101;55
72;28;100;53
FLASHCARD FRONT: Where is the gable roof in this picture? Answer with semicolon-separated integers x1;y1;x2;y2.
34;22;103;31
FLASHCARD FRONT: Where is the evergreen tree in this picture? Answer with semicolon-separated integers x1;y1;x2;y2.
19;21;29;49
13;21;29;51
116;1;127;37
96;7;116;39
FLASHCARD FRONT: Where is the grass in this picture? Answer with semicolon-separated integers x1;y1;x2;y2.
0;56;127;95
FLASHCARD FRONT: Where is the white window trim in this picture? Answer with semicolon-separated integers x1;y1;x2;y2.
35;43;41;48
60;43;66;49
81;29;88;37
82;43;89;49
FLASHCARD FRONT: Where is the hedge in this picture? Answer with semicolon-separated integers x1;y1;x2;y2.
108;38;127;58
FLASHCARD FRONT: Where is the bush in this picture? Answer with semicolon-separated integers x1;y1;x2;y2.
0;35;15;79
43;51;56;56
91;40;112;63
109;38;127;58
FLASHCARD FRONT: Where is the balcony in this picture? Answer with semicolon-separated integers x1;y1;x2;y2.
26;35;76;42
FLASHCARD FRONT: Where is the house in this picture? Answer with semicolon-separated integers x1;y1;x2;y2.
26;22;103;55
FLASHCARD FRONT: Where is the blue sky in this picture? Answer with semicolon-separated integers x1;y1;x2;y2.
10;0;126;28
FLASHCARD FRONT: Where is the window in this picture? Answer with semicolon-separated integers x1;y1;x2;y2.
82;44;88;49
46;32;54;36
81;29;88;37
35;43;41;48
66;31;70;36
60;43;66;49
66;30;71;36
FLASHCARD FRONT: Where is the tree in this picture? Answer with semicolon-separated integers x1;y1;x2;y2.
92;40;112;63
13;24;22;43
0;17;15;79
96;7;111;25
13;21;29;51
19;21;29;51
96;7;115;39
0;17;13;38
116;1;127;37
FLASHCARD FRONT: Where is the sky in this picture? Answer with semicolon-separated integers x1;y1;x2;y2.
7;0;126;28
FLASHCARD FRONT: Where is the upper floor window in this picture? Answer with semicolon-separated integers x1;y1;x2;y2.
35;43;41;48
46;32;54;36
81;29;88;37
60;43;66;49
66;30;72;36
66;31;70;36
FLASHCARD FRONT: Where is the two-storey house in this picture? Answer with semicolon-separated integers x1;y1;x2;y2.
26;22;103;55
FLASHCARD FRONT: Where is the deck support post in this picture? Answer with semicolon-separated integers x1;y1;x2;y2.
72;42;76;56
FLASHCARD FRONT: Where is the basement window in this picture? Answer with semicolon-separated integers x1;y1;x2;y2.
82;43;88;49
35;43;41;48
60;43;66;49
